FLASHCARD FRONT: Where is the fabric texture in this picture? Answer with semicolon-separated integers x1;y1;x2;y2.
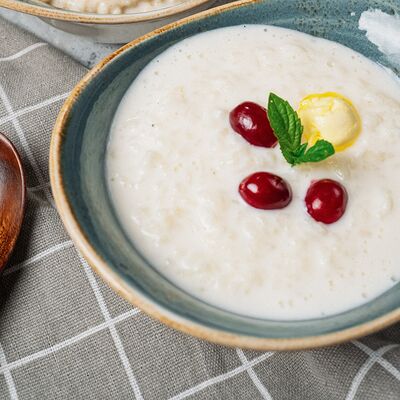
0;16;399;400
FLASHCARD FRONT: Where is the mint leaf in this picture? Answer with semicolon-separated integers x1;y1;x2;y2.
281;148;296;165
267;93;303;154
267;93;335;166
293;143;308;158
294;140;335;165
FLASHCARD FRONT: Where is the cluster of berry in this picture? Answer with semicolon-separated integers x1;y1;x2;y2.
230;102;347;224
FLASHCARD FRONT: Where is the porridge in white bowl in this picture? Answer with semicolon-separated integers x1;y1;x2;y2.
41;0;183;14
106;25;400;320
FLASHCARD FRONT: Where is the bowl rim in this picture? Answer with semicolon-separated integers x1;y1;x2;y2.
49;0;400;350
0;0;214;23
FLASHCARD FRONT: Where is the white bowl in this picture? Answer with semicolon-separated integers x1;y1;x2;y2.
0;0;216;43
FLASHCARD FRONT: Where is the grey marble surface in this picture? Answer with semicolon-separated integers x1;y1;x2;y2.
0;7;120;68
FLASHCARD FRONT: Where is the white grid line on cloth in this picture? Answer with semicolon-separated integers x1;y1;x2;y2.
78;254;144;400
236;348;273;400
0;43;47;62
345;343;399;400
0;92;69;126
0;83;55;208
0;308;140;375
27;182;50;192
0;342;18;400
169;351;275;400
352;340;400;380
4;240;74;275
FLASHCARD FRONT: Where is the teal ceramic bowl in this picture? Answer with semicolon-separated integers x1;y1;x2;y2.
50;0;400;350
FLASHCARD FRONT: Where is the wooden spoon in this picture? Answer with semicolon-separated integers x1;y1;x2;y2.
0;133;26;274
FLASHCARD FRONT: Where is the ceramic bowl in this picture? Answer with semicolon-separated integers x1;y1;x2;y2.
50;0;400;350
0;0;216;43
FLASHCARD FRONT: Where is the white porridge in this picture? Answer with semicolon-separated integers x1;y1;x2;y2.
106;25;400;320
41;0;182;14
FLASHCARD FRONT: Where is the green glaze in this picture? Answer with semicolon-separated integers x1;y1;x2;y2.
60;0;400;340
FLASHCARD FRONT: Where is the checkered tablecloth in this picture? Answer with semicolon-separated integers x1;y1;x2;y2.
0;16;400;400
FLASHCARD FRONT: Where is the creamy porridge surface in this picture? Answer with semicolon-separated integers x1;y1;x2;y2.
41;0;181;14
107;25;400;320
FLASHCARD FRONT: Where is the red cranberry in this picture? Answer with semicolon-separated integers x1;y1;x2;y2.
229;102;277;148
239;172;292;210
305;179;348;224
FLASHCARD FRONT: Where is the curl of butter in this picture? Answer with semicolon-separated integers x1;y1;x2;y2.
298;92;361;152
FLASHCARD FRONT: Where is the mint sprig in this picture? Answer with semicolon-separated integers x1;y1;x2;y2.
267;93;335;166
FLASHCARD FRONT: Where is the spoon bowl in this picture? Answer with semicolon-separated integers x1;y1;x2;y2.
0;132;26;273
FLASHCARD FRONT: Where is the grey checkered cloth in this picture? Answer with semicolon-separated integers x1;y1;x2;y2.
0;16;400;400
